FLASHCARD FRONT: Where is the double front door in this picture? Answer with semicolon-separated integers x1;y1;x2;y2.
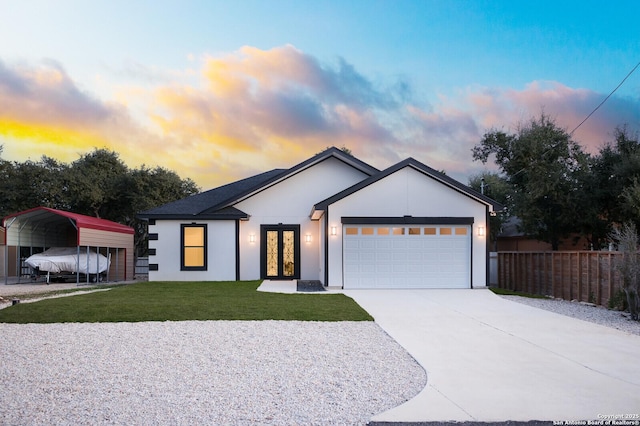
261;225;300;280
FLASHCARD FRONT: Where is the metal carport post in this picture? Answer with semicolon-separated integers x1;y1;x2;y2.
3;217;16;285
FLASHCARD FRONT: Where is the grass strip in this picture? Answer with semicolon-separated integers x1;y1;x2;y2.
0;285;120;301
0;281;373;323
489;287;548;299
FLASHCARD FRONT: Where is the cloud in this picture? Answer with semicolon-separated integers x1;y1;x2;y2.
1;48;639;192
0;59;211;188
401;80;640;181
0;58;162;165
464;81;640;151
146;45;413;178
0;58;110;126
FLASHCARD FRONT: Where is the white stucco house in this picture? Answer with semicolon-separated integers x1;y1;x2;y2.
138;147;502;288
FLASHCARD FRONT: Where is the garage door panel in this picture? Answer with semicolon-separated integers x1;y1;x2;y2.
393;252;406;261
406;252;422;262
376;240;392;249
406;264;422;273
376;264;393;273
359;252;375;262
345;240;359;250
407;240;422;250
344;224;470;289
392;240;407;249
355;240;372;249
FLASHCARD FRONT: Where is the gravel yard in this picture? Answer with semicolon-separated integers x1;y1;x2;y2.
500;295;640;336
2;285;639;425
0;321;426;426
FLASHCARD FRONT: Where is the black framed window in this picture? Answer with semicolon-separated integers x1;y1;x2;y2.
181;224;207;271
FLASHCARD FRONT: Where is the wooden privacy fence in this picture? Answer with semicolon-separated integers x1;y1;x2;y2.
497;251;623;306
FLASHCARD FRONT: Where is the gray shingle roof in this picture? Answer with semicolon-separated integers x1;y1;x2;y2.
138;168;286;219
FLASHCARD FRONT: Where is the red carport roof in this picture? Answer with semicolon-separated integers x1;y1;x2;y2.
2;207;135;235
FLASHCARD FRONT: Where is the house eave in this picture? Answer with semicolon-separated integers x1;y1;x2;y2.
310;208;324;221
137;213;249;221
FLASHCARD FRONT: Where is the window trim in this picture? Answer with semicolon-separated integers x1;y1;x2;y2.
180;224;207;271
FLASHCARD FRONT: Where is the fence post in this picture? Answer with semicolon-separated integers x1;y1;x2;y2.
577;252;581;301
529;252;533;294
550;253;556;297
586;252;591;303
608;252;613;306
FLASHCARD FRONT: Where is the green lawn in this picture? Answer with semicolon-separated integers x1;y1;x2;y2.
489;286;548;299
0;281;373;323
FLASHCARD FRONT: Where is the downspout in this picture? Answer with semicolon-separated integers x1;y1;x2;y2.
486;206;491;287
324;209;329;287
470;220;474;289
235;219;241;281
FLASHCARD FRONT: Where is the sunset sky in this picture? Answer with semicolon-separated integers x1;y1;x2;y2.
1;0;639;189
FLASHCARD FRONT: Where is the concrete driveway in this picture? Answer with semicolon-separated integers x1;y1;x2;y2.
344;288;640;423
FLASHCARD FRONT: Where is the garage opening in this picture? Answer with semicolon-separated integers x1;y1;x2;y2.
343;221;472;289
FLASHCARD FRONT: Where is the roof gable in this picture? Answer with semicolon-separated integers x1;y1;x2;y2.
313;158;504;217
139;147;378;220
222;147;379;207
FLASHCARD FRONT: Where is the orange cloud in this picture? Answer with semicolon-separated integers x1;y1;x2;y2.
142;45;412;179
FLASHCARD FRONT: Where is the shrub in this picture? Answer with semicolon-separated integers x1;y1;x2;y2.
610;223;640;320
608;289;629;311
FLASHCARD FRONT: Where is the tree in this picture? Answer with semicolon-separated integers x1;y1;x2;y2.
319;145;353;155
113;166;199;256
472;113;591;250
0;150;70;217
0;145;17;218
591;126;640;231
0;146;200;258
66;149;129;218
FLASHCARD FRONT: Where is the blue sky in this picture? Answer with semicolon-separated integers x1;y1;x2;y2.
1;0;639;188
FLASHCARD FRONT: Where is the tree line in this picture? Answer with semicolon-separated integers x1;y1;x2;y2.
0;147;200;257
3;115;639;256
470;113;640;251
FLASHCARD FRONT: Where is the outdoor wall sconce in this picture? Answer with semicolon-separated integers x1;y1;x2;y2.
330;226;337;236
305;234;312;243
249;234;256;243
477;226;485;237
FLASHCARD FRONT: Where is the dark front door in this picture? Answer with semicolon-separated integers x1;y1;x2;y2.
261;225;300;280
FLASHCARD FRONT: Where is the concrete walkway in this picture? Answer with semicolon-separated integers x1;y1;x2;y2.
256;280;297;293
344;288;640;423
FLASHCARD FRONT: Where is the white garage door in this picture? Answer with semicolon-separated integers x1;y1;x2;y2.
343;224;471;289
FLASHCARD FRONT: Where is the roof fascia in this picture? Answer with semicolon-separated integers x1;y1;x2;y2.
139;213;248;221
